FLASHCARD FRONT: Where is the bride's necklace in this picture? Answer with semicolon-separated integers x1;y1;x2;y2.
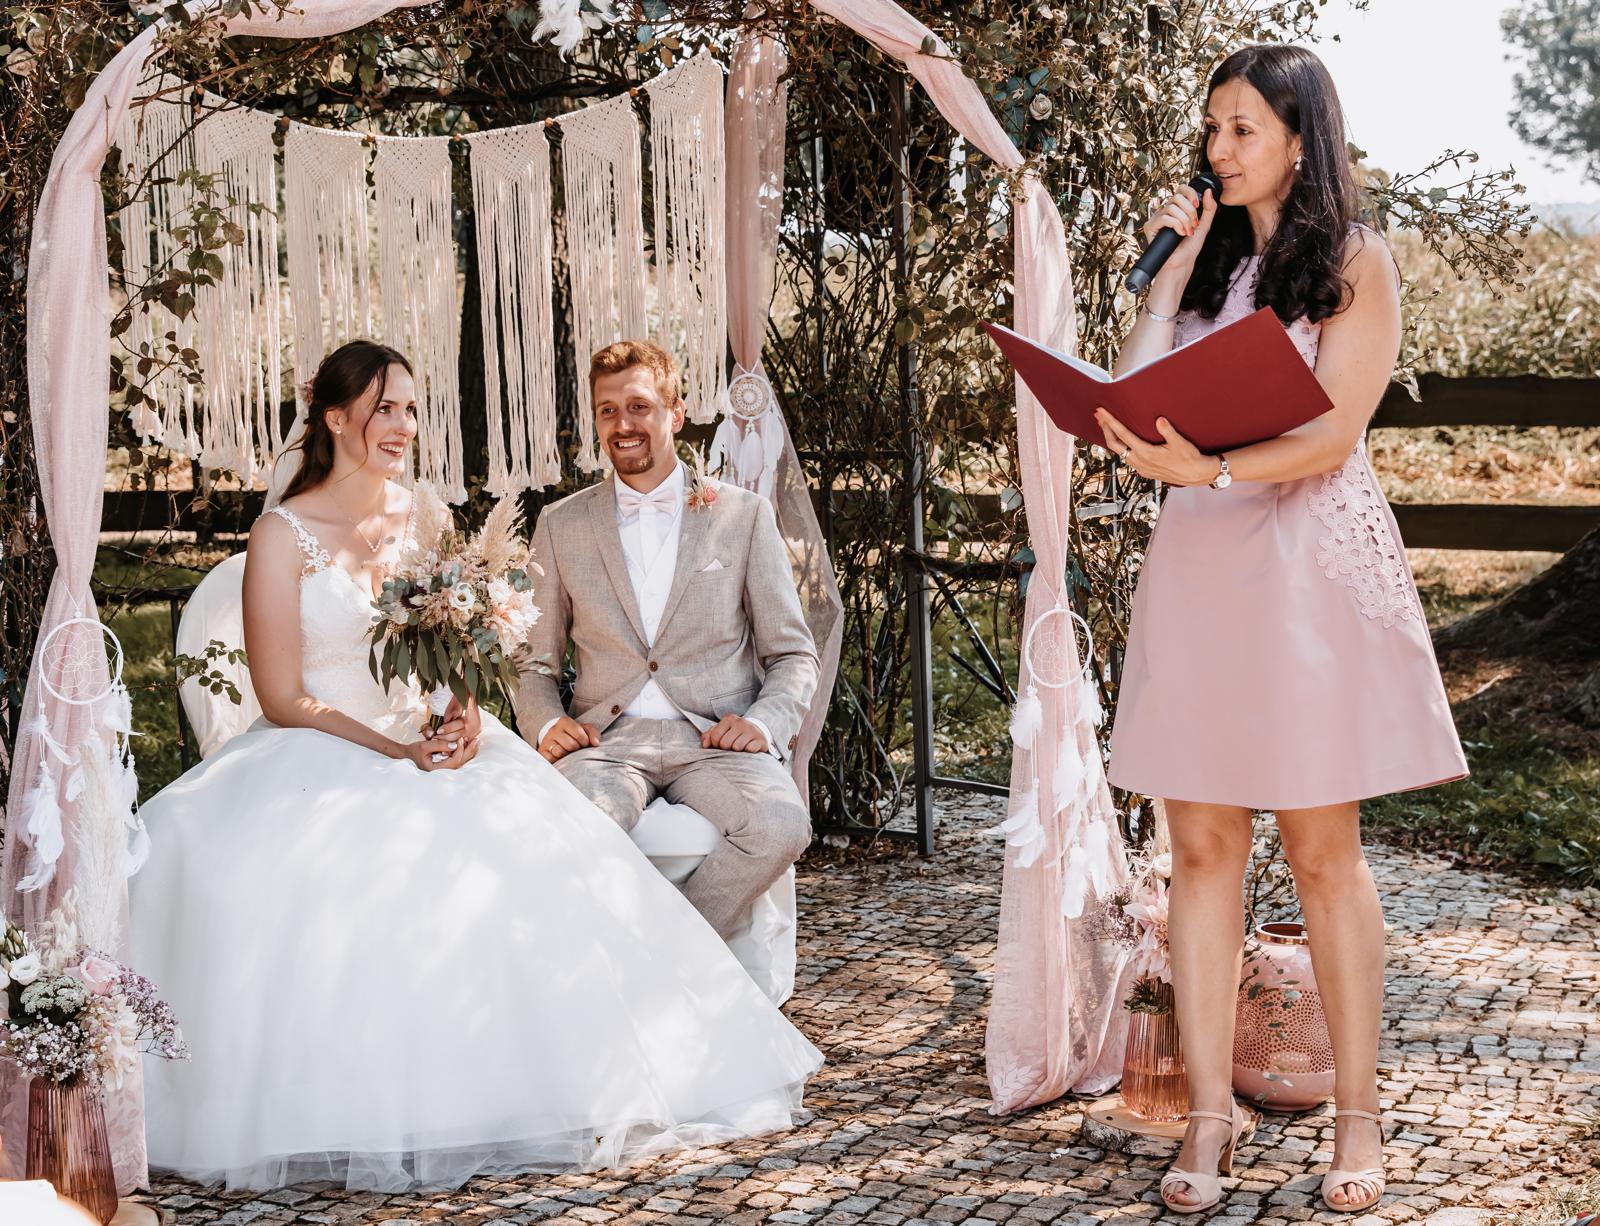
339;492;395;556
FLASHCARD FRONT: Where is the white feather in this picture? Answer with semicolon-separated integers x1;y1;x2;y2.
1009;683;1042;749
1001;783;1046;868
1082;816;1113;897
1051;739;1083;814
1060;852;1090;919
1075;676;1103;727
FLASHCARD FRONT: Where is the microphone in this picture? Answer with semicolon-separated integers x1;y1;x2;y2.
1125;170;1224;294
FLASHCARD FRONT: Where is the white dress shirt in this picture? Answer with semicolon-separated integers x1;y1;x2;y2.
538;463;777;756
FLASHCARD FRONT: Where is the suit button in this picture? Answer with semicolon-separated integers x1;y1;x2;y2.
611;704;621;715
648;661;659;672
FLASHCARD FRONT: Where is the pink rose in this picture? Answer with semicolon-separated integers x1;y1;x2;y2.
69;955;121;997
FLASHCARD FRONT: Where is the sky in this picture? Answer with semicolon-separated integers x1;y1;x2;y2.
1310;0;1600;208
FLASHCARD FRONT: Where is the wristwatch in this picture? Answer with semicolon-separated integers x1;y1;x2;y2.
1209;454;1232;489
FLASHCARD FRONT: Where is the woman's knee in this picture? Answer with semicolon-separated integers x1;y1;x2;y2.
1167;804;1253;877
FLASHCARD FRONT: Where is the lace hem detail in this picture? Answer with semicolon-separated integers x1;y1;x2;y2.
264;506;332;576
1306;453;1421;627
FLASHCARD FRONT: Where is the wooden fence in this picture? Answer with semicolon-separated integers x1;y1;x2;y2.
101;376;1600;551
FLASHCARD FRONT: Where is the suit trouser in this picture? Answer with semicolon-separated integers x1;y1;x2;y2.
555;716;811;937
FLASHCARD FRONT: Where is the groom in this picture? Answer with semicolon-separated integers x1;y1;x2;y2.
516;340;819;937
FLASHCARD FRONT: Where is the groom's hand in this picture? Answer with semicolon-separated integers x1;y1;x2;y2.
539;715;600;763
702;716;769;754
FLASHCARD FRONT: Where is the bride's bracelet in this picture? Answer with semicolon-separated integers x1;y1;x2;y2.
1144;304;1179;323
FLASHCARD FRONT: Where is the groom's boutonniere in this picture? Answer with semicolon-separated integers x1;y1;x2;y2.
685;449;721;513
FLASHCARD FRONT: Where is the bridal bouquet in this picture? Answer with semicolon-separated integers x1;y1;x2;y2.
0;902;187;1089
1091;849;1175;1013
369;492;541;735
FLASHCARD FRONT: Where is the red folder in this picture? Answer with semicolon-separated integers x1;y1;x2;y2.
983;306;1333;454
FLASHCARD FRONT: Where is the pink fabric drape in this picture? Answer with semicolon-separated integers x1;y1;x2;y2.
808;0;1134;1111
723;29;844;803
1;0;431;1187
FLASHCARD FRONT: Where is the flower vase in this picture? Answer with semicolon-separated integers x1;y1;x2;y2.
26;1077;119;1225
1121;979;1188;1122
1232;921;1335;1112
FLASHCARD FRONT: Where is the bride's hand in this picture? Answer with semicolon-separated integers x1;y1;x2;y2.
398;735;478;772
426;697;482;755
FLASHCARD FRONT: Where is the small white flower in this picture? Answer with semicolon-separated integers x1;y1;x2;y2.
8;953;41;985
1150;851;1173;879
447;583;476;613
6;48;36;78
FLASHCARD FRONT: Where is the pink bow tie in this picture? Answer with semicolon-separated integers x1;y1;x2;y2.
617;482;679;524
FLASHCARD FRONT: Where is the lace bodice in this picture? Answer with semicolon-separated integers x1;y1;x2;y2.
264;504;427;738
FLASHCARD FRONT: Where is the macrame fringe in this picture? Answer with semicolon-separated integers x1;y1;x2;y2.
284;122;373;409
374;136;464;501
644;52;727;424
467;127;561;494
192;99;282;483
117;74;199;457
559;92;648;472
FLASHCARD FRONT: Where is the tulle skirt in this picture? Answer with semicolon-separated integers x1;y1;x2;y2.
131;714;822;1191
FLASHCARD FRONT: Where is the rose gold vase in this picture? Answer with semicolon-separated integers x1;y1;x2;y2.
26;1077;119;1225
1121;980;1189;1122
1232;921;1335;1112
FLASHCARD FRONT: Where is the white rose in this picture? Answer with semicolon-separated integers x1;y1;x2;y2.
447;583;476;613
1150;851;1173;880
8;953;41;985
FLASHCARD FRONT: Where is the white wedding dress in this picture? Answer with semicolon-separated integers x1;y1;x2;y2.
130;507;823;1192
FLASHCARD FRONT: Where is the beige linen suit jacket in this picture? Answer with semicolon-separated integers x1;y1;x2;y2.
515;473;820;761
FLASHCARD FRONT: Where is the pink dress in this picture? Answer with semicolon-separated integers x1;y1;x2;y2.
1106;257;1468;810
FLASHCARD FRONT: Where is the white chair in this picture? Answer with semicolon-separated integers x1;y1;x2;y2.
174;552;797;1004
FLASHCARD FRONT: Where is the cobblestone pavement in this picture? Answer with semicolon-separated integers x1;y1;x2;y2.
141;796;1599;1226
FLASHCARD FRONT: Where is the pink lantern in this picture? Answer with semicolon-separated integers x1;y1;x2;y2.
1232;922;1334;1112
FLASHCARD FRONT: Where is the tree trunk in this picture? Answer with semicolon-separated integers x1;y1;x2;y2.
1434;526;1600;664
1433;527;1600;740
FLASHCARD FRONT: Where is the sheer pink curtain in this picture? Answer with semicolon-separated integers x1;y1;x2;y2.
723;29;843;803
807;0;1134;1111
0;0;431;1188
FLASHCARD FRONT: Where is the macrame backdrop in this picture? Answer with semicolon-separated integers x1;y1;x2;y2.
558;91;649;472
194;100;284;482
118;76;200;459
284;122;374;410
467;126;561;494
374;136;465;502
645;53;728;425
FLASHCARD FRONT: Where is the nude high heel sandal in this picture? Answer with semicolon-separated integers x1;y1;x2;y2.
1160;1101;1256;1214
1320;1108;1387;1213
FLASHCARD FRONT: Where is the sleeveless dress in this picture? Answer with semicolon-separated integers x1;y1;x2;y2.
1106;257;1468;810
130;503;822;1192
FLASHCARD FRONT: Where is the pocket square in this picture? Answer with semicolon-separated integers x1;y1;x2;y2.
699;559;725;573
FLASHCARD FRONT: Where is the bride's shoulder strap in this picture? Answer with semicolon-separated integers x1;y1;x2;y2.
261;505;332;576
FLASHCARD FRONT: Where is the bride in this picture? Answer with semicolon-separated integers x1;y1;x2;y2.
130;339;823;1192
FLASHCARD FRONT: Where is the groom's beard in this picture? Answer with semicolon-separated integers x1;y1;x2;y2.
607;433;656;474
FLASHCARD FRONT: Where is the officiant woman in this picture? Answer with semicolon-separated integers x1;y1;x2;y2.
1090;43;1467;1217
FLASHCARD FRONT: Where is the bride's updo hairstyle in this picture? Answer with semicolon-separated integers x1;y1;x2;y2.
280;339;412;501
1182;43;1359;326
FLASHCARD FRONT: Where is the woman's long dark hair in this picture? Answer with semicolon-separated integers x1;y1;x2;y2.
1182;44;1358;325
279;340;412;502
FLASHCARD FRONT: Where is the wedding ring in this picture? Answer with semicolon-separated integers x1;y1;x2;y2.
1116;445;1131;459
